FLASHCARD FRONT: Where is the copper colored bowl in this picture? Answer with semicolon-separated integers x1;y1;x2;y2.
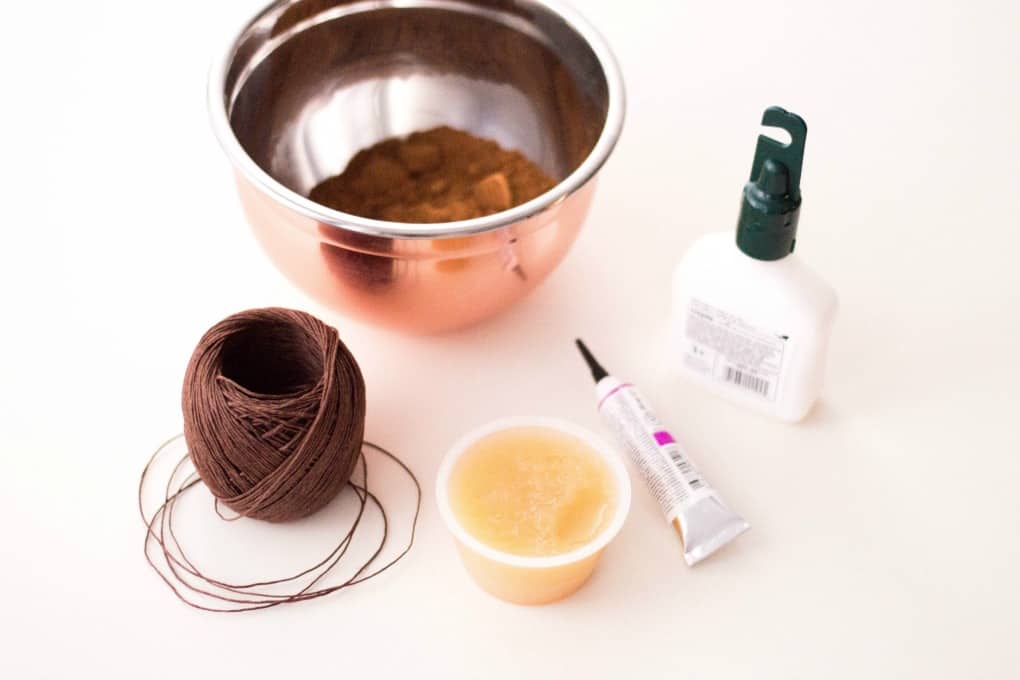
210;0;624;334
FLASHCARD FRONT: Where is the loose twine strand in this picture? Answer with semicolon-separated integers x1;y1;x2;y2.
138;308;420;612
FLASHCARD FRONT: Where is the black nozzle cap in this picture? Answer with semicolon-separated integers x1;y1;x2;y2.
736;106;808;261
575;339;608;383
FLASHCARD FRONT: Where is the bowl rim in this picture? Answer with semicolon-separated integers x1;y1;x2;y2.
435;416;632;569
207;0;626;240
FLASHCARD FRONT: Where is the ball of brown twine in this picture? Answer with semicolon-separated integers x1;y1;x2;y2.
139;307;419;612
183;307;364;522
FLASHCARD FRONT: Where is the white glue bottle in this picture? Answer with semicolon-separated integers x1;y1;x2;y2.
672;107;837;422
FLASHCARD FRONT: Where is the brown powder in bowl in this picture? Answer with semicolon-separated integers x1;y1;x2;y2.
308;126;557;223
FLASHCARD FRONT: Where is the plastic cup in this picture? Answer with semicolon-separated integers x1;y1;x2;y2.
436;416;631;605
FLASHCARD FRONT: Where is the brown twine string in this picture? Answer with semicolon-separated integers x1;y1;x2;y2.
139;308;420;612
183;307;366;522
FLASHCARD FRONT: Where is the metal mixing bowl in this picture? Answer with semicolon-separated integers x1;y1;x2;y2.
210;0;624;334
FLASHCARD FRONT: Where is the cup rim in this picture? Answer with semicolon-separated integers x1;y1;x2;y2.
435;416;631;569
207;0;626;240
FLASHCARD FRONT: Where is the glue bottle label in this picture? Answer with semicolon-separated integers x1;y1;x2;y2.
681;298;790;402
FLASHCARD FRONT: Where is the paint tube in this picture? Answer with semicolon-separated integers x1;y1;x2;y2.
575;340;750;565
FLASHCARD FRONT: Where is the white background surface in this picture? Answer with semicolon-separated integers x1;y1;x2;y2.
3;0;1019;677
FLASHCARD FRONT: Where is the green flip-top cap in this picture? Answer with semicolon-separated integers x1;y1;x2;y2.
736;106;808;261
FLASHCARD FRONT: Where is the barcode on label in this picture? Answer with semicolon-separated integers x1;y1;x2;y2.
667;450;704;489
724;366;770;397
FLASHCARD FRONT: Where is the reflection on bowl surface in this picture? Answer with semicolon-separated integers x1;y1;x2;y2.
211;0;624;333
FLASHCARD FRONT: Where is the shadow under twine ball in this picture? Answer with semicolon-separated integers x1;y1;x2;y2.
182;307;365;522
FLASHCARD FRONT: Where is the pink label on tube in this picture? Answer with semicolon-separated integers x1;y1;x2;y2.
653;431;675;446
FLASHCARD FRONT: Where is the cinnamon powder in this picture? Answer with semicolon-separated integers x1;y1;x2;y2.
308;126;556;223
